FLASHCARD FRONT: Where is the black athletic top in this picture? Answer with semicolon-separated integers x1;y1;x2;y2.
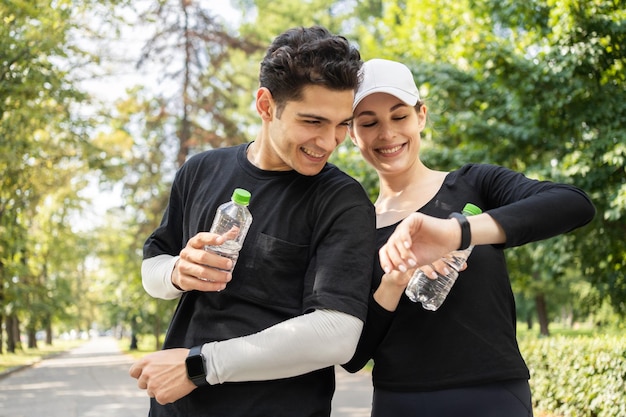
343;163;595;392
144;144;376;417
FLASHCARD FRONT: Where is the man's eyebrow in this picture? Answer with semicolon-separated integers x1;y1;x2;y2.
296;112;353;124
297;112;329;121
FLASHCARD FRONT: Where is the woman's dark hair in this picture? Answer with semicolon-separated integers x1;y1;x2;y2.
259;26;362;117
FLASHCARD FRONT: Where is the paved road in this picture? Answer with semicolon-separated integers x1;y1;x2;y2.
0;337;148;417
0;336;372;417
332;365;373;417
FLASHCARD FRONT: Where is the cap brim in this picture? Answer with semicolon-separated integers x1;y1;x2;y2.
353;86;419;111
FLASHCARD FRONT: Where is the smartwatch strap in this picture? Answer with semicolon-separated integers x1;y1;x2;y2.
449;212;471;250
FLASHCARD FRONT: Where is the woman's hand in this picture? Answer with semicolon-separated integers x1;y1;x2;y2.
373;269;414;312
379;213;460;274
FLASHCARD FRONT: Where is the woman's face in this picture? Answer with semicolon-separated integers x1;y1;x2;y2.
350;92;426;175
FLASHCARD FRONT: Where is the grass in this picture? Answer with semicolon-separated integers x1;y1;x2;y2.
516;321;617;339
0;339;85;374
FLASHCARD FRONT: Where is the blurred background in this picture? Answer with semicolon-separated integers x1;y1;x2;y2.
1;1;624;415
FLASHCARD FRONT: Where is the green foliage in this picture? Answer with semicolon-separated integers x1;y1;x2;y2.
520;334;626;417
0;0;114;350
92;89;183;348
329;141;379;202
130;0;264;165
351;0;626;320
3;0;624;349
237;0;356;36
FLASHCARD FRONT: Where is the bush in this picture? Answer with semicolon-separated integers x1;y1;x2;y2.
520;334;626;417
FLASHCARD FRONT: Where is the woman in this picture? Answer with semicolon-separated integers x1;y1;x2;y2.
343;59;595;417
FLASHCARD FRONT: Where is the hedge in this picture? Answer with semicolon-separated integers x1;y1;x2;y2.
520;334;626;417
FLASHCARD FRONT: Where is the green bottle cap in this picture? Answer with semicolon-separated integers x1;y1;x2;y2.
462;203;482;216
232;188;251;206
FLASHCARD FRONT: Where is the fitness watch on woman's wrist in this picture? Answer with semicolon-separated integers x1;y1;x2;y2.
185;345;209;386
448;212;471;250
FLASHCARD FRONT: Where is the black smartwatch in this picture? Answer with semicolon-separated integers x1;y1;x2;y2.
185;345;209;387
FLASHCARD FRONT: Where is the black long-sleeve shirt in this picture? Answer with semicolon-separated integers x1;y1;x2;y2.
343;163;595;392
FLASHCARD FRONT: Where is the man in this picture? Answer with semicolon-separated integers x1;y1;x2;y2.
129;26;376;417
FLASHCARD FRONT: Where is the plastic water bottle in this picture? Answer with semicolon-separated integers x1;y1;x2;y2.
204;188;253;272
405;203;482;311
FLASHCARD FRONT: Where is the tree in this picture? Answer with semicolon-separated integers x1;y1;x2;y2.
0;0;126;352
132;0;263;166
93;89;179;350
1;0;86;352
349;0;626;330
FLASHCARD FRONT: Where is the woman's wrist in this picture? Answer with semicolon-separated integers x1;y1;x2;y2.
448;212;471;250
373;273;411;312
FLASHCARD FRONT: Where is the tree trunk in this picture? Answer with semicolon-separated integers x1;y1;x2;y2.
13;316;22;350
0;313;4;354
6;314;19;353
535;293;550;336
129;316;138;350
6;315;14;353
27;326;37;349
45;317;53;345
177;0;192;168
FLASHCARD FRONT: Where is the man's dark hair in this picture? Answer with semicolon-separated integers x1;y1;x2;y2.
259;26;362;117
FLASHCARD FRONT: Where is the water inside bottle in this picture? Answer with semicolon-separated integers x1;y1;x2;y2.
415;270;458;310
212;215;243;241
406;249;468;310
204;240;242;272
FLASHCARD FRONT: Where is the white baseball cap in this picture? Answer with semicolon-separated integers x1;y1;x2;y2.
353;59;420;111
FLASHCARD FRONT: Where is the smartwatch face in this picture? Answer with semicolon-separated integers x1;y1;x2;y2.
186;354;205;380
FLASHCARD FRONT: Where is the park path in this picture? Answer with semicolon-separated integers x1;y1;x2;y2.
332;365;373;417
0;336;372;417
0;337;148;417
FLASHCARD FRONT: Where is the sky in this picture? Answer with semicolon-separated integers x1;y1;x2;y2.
75;1;242;231
81;1;241;104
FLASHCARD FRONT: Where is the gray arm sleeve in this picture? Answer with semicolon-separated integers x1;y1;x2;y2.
201;309;363;384
141;255;183;300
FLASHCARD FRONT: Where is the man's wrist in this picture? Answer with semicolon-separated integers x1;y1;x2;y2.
185;345;209;386
171;258;185;291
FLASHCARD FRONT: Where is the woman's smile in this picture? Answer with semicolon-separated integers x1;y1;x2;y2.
376;143;406;156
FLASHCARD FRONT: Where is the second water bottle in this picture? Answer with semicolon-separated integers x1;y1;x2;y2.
404;203;482;311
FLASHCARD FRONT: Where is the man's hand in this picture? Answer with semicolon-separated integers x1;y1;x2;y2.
129;348;197;405
173;232;233;292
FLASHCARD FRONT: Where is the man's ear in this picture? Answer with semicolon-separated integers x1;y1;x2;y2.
256;87;274;121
